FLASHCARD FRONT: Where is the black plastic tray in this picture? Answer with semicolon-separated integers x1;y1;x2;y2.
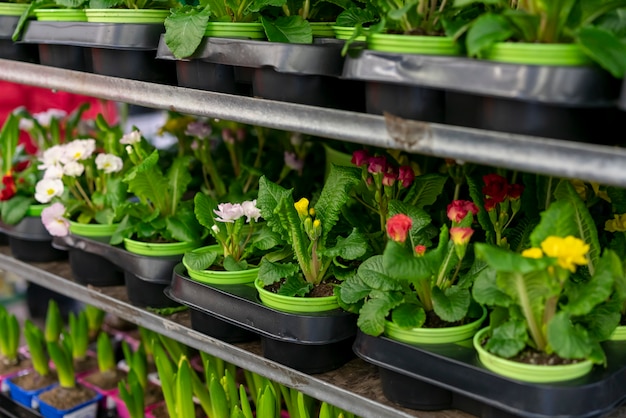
166;264;357;373
0;393;40;418
0;16;38;62
53;234;182;308
0;218;66;262
353;330;626;418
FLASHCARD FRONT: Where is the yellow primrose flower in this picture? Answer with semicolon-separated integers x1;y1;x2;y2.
605;214;626;232
540;236;589;272
522;248;543;259
294;198;309;219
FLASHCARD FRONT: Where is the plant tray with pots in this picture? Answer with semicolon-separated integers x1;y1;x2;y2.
0;212;66;262
353;330;626;418
21;21;175;83
0;392;41;418
0;15;38;63
156;36;364;110
341;49;622;143
53;234;182;309
166;264;357;374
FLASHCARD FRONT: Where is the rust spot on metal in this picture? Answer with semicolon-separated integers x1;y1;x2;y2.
384;112;433;151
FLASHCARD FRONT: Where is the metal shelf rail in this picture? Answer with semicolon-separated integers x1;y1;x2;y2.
1;59;625;187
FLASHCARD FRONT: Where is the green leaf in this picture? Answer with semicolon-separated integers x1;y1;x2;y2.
176;358;196;418
89;0;120;7
403;173;447;209
472;265;511;307
165;6;211;59
465;12;514;57
383;241;436;283
391;303;425;328
338;274;374;304
315;165;361;245
357;255;403;291
485;320;527;358
194;192;218;230
335;6;377;26
277;275;312;296
608;186;626;213
357;290;404;336
262;15;312;44
224;256;247;271
184;249;218;271
547;312;593;360
319;228;368;260
474;243;555;274
167;156;193;216
257;176;295;243
0;114;19;174
124;151;170;215
209;374;229;418
577;297;621;342
97;332;115;373
258;258;300;285
453;0;501;6
431;286;470;323
502;9;538;41
466;175;495;243
529;200;579;248
577;25;626;78
252;227;282;251
564;250;617;316
1;195;32;225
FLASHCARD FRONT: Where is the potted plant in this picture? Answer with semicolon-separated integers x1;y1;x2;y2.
472;180;623;382
5;320;57;409
62;311;98;375
35;340;102;418
339;197;486;343
255;164;369;312
0;305;30;386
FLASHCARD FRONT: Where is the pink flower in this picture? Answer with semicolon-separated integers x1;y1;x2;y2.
222;128;235;145
284;151;304;173
450;227;474;245
386;214;412;243
367;156;387;174
447;200;478;223
41;203;69;237
185;121;212;139
382;172;396;187
214;203;244;223
351;150;369;166
398;166;415;188
414;245;426;256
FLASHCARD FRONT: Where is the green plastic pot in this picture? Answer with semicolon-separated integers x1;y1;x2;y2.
34;9;87;21
84;8;169;23
473;327;593;383
204;22;266;40
310;22;335;37
69;221;118;244
384;307;487;344
483;42;593;66
367;34;460;55
26;204;47;217
183;245;259;285
254;278;340;313
123;238;200;257
332;26;365;42
0;3;30;16
610;325;626;341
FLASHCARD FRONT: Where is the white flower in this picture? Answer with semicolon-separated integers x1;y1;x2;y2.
34;178;64;203
34;109;67;127
41;202;69;237
38;145;66;170
120;131;141;145
63;139;96;162
211;225;220;234
95;153;123;174
125;145;133;155
241;200;261;223
63;161;85;177
43;165;64;180
18;118;34;131
214;203;244;223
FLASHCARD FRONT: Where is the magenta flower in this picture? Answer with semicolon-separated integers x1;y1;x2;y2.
351;150;369;166
367;156;387;174
382;172;396;187
398;166;415;188
185;121;212;139
41;203;69;237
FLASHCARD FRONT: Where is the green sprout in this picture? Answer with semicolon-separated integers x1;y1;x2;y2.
23;320;51;378
47;341;75;389
84;305;106;341
44;300;63;344
96;332;116;375
117;371;145;418
0;305;20;366
65;311;89;363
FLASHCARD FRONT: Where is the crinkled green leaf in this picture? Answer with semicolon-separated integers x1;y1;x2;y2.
431;286;470;323
357;255;403;291
547;312;593;360
564;250;618;316
403;173;447;209
184;249;218;271
277;275;312;296
319;228;368;260
484;320;527;358
383;240;435;283
391;302;425;328
577;25;626;78
123;150;169;215
194;192;218;230
337;274;373;304
258;258;300;285
251;227;282;251
357;290;403;336
466;175;495;243
502;9;538;41
576;297;622;342
530;200;580;248
257;176;295;243
335;6;377;26
165;6;211;59
472;265;511;307
262;15;312;44
475;243;556;274
224;255;247;271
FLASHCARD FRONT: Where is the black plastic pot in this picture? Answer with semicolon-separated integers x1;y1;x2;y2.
0;16;39;63
53;234;181;308
174;60;250;95
353;330;626;418
91;47;176;84
167;265;357;374
342;49;622;143
68;248;124;287
189;308;257;344
37;44;91;72
0;218;66;262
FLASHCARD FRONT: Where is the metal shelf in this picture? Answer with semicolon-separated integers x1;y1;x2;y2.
0;248;476;418
1;59;626;187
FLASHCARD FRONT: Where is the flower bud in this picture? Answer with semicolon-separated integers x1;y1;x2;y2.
382;172;396;187
398;166;415;188
414;245;426;256
447;200;479;224
351;150;369;166
294;198;309;221
367;156;386;174
386;214;412;244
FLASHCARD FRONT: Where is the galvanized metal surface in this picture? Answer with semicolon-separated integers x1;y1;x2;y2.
1;59;626;188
